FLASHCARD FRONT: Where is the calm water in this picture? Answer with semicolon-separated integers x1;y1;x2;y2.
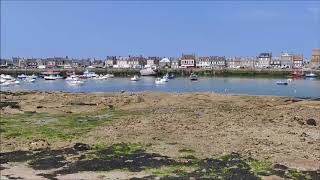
1;77;320;98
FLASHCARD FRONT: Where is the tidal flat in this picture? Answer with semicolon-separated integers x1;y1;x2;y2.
0;90;319;179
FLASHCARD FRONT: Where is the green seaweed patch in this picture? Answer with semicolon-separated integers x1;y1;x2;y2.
146;164;198;178
287;169;312;180
248;159;273;176
97;143;143;158
0;110;137;148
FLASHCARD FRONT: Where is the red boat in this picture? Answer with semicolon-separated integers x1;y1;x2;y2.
291;70;304;77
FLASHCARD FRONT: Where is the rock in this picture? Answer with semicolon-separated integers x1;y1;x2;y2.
107;104;114;109
29;139;50;150
273;164;288;170
3;106;23;114
120;90;125;93
73;143;90;151
294;116;304;125
306;119;317;126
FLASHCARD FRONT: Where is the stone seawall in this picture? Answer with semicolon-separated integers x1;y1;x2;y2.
1;68;319;78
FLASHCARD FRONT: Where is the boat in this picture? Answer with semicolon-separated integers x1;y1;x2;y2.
0;81;11;86
106;74;114;78
65;75;78;81
0;77;6;83
83;70;98;78
162;76;169;82
189;73;198;81
131;75;140;81
140;67;157;76
68;80;84;85
17;74;28;79
276;81;288;85
2;74;14;80
155;78;166;84
25;78;35;83
305;72;317;78
29;74;38;79
44;74;61;80
291;71;304;77
164;73;175;79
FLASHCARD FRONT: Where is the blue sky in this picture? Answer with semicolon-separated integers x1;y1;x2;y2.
1;1;320;59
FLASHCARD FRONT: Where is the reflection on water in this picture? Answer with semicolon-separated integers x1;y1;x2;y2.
1;77;320;98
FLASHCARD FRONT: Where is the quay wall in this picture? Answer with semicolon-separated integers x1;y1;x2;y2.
1;68;319;78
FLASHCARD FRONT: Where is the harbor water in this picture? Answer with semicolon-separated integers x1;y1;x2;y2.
1;77;320;98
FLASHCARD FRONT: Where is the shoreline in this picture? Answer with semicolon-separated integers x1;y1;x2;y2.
1;68;320;78
1;90;319;179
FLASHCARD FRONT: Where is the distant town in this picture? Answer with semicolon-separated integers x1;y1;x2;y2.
1;49;320;70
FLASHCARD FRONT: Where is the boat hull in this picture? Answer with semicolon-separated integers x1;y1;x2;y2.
140;69;157;76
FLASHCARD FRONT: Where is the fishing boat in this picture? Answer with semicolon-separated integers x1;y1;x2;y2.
276;81;288;85
131;75;140;81
140;67;157;76
305;72;317;78
189;73;198;81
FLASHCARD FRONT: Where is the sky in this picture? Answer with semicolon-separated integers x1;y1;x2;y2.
1;1;320;59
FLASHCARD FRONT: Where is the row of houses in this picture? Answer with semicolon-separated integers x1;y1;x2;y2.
1;50;320;69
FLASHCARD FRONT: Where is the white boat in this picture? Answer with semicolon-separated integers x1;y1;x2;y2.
29;74;38;79
162;76;169;82
0;81;11;86
140;68;157;76
66;75;78;81
0;77;6;83
44;74;61;80
25;78;35;83
131;75;140;81
189;73;198;81
155;78;166;84
17;74;28;79
2;75;14;80
83;70;98;78
106;74;114;78
68;80;84;85
305;73;317;78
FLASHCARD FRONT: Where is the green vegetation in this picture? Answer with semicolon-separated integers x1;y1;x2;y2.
97;143;143;158
287;170;312;180
0;110;140;149
146;164;198;177
248;159;273;176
